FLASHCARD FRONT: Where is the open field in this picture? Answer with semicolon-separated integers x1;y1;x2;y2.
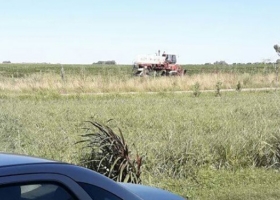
0;63;277;77
1;63;280;199
0;63;279;95
0;72;278;95
1;90;280;199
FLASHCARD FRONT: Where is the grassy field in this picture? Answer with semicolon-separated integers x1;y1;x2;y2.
1;63;280;199
0;63;279;95
0;63;277;77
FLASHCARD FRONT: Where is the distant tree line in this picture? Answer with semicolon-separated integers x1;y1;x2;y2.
203;44;280;66
204;61;228;65
93;60;116;65
213;61;228;65
204;60;280;66
2;61;11;64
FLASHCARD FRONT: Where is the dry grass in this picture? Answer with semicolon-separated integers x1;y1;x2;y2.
0;72;278;94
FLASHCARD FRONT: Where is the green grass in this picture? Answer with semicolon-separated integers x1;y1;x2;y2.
0;63;131;78
0;63;277;78
184;63;277;75
1;62;280;199
1;90;280;199
154;168;280;200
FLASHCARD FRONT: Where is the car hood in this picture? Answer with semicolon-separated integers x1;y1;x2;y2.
119;183;186;200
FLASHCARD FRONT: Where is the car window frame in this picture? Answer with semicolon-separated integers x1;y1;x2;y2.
0;173;92;200
78;182;123;200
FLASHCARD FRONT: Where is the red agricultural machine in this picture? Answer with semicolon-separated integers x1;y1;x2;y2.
133;50;186;76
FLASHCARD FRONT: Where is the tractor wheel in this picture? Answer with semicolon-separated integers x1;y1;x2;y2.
161;70;167;76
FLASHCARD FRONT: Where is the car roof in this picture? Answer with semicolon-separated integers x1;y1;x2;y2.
0;153;143;200
0;153;55;167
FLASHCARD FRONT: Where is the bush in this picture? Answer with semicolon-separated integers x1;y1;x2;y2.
192;82;201;97
236;81;242;92
215;81;222;97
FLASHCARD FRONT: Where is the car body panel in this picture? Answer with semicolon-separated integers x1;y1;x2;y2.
0;153;186;200
120;183;186;200
0;153;142;200
0;153;54;166
0;164;143;200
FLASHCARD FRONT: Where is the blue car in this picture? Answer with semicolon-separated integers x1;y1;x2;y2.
0;153;186;200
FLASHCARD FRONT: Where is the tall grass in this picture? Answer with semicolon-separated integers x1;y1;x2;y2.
1;91;280;199
0;72;277;94
1;92;280;172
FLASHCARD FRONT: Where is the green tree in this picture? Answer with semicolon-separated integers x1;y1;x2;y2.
274;44;280;56
213;61;228;65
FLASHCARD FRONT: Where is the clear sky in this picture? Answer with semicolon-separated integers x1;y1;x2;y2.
1;0;280;64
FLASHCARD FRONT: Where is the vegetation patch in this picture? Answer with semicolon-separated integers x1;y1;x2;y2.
1;64;280;199
78;121;142;183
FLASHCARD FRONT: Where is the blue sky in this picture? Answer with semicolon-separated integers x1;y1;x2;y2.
1;0;280;64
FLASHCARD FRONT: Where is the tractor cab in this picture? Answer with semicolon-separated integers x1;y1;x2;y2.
162;53;177;64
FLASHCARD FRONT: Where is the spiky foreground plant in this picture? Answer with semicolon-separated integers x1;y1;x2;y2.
77;121;142;184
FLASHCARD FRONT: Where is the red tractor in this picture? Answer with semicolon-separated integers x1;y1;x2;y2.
133;51;186;76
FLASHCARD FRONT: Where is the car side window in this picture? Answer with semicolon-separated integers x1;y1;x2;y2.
78;182;122;200
0;182;77;200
